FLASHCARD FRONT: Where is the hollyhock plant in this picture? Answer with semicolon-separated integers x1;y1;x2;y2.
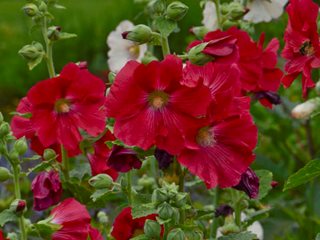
49;198;92;240
106;54;212;155
233;168;260;199
282;0;320;97
111;207;158;240
244;0;288;23
31;170;62;211
107;20;147;73
23;63;107;152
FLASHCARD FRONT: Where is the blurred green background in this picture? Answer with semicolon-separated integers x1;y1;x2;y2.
1;0;320;239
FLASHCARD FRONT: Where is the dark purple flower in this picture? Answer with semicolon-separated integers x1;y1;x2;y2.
254;91;282;105
215;204;234;217
233;168;259;199
31;170;62;211
154;148;174;170
107;145;141;172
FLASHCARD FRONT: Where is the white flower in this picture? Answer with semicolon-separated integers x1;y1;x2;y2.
291;98;320;120
202;1;218;31
244;0;288;23
106;20;147;73
217;213;264;240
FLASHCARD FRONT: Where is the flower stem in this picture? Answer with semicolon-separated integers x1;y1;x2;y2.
61;145;70;181
161;35;170;57
213;0;222;29
210;188;219;238
41;16;56;78
126;171;132;204
12;166;27;240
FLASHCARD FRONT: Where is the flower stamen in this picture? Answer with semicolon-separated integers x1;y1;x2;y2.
54;99;71;113
300;41;314;56
148;91;169;109
196;127;215;147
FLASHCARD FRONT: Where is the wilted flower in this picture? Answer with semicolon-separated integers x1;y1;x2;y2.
202;1;218;31
291;98;320;119
233;168;259;199
215;204;234;217
32;170;62;211
244;0;288;23
107;20;147;73
154;148;174;170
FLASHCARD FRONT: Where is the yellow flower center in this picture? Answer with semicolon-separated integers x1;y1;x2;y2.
300;41;315;56
54;99;71;113
196;127;215;147
128;44;140;59
148;91;169;109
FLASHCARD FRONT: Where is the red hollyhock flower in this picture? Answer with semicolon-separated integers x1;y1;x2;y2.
88;130;119;180
282;0;320;97
21;63;107;152
106;55;212;155
50;198;91;240
32;170;62;211
227;28;283;108
233;168;260;199
111;207;158;240
89;226;103;240
181;62;258;188
0;230;8;240
188;29;239;64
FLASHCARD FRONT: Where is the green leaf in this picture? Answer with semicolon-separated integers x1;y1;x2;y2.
132;203;157;219
58;32;77;40
243;208;271;227
0;209;17;227
130;234;149;240
255;170;273;199
218;231;257;240
153;16;177;37
90;188;113;202
284;159;320;191
27;161;52;175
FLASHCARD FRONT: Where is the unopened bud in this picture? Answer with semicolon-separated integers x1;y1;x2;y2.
0;123;10;137
10;199;27;215
43;148;57;161
166;1;189;21
97;211;109;224
152;188;168;205
222;20;238;29
189;26;209;39
18;42;44;61
144;220;161;238
122;25;153;44
14;137;28;156
148;0;166;15
9;151;20;164
188;43;214;66
47;26;61;41
173;192;188;207
158;202;174;219
233;168;259;199
228;2;246;19
0;167;11;182
22;3;39;17
220;222;240;235
167;228;185;240
292;98;320;119
185;230;203;240
138;175;155;188
38;1;47;12
89;174;114;189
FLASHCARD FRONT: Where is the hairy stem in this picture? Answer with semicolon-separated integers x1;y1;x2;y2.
41;16;56;78
161;35;170;57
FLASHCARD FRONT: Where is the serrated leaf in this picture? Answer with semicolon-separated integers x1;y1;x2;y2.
132;203;156;219
90;188;113;202
0;209;17;227
218;231;257;240
153;17;177;37
284;159;320;191
255;170;273;199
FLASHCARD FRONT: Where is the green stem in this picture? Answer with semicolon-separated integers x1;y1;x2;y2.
210;188;219;238
41;16;55;78
127;171;132;205
12;166;27;240
61;145;70;181
213;0;222;29
161;35;170;57
305;120;315;159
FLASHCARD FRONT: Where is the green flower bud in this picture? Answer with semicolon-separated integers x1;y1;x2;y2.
89;174;114;189
189;26;209;39
141;52;158;64
10;199;27;215
158;202;174;219
148;0;166;15
0;167;11;182
166;1;189;21
43;148;57;161
97;211;109;224
188;43;214;66
167;228;185;240
38;1;48;12
18;42;44;61
9;151;20;164
0;123;10;137
138;175;155;188
152;188;168;205
220;222;241;235
228;2;246;20
14;137;28;156
22;3;39;17
185;230;203;240
47;26;61;41
122;25;153;44
173;192;188;207
222;20;238;29
144;219;161;238
292;98;320;119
